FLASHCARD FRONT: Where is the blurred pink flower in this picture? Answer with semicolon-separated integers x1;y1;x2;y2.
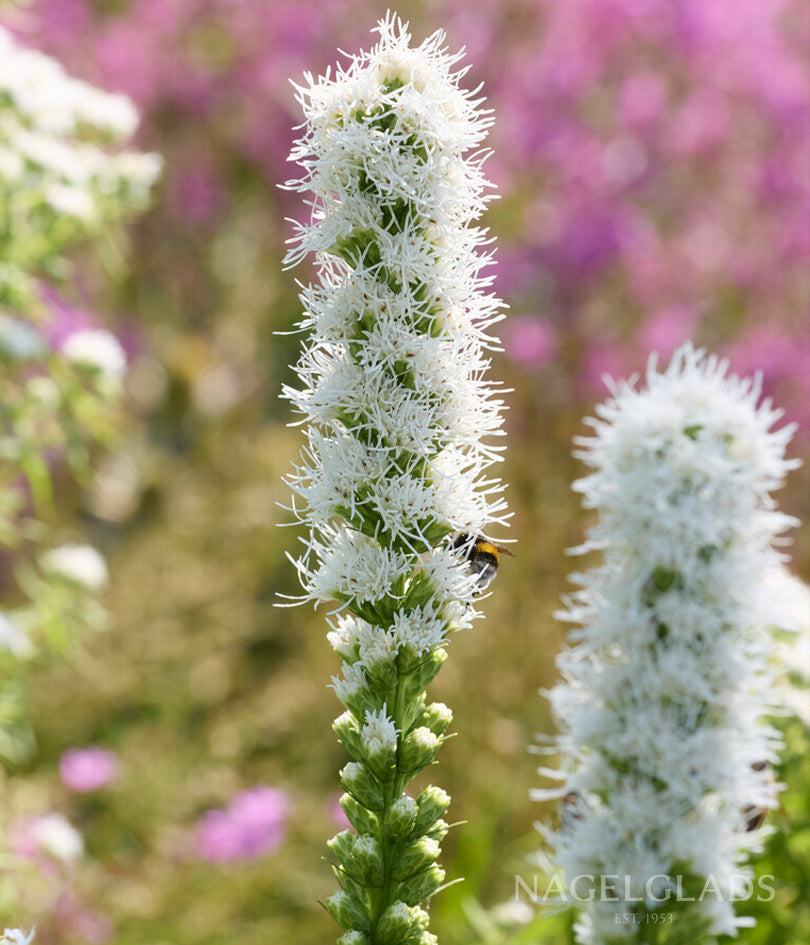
581;345;628;393
620;73;668;127
196;786;289;863
170;164;224;224
39;286;96;350
54;894;114;945
726;326;810;436
326;792;350;829
640;304;699;358
59;746;120;792
503;316;558;368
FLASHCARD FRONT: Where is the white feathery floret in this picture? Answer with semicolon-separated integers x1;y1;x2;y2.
539;343;799;941
331;661;368;705
357;624;400;667
294;525;414;605
361;707;399;755
391;605;449;654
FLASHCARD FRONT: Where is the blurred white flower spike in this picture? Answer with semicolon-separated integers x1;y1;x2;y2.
0;25;161;223
1;930;35;945
62;329;128;381
537;342;800;943
40;544;109;591
283;14;508;942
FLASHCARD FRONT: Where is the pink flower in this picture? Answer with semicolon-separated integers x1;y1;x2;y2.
326;792;350;829
503;316;558;369
196;786;289;863
59;747;120;792
39;286;96;350
640;304;699;358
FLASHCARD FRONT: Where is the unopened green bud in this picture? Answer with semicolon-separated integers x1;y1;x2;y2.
352;835;383;885
425;818;449;843
325;889;370;932
421;702;453;735
333;710;364;757
340;762;384;811
376;901;430;943
340;793;379;835
392;837;440;881
337;932;370;945
362;656;398;691
327;829;357;868
397;863;446;906
415;932;438;945
412;647;448;690
386;795;417;840
412;785;451;835
400;726;441;773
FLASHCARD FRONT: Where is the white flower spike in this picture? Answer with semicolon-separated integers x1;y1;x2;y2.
537;342;799;943
284;14;508;942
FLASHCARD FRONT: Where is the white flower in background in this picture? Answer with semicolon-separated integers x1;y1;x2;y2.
44;182;97;222
1;930;36;945
0;28;136;138
0;315;46;361
0;613;33;658
63;328;127;379
284;15;507;940
40;544;109;590
537;343;799;943
31;813;83;862
0;25;161;228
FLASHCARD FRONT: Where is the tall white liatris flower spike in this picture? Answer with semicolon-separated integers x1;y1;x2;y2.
283;14;508;944
536;343;799;944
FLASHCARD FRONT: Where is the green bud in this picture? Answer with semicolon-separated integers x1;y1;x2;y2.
386;795;417;840
415;933;439;945
397;863;446;906
424;818;449;843
340;762;385;811
361;726;397;781
421;702;453;735
325;889;370;932
334;711;364;758
391;837;440;881
412;647;448;690
352;835;384;885
327;829;357;868
363;657;398;691
340;793;379;835
400;726;441;774
376;901;430;943
412;786;451;836
336;932;370;945
400;693;428;732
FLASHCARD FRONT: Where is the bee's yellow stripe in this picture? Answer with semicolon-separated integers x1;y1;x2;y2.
475;541;499;557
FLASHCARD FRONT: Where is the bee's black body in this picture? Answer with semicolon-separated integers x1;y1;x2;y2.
451;532;513;592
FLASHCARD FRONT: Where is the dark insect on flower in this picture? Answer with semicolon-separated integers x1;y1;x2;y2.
743;761;774;832
559;791;586;831
451;532;514;592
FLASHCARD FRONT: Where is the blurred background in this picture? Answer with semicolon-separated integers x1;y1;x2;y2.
1;0;808;942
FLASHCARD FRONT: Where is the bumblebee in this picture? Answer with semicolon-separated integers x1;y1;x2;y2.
451;532;514;592
743;760;774;832
559;791;586;831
